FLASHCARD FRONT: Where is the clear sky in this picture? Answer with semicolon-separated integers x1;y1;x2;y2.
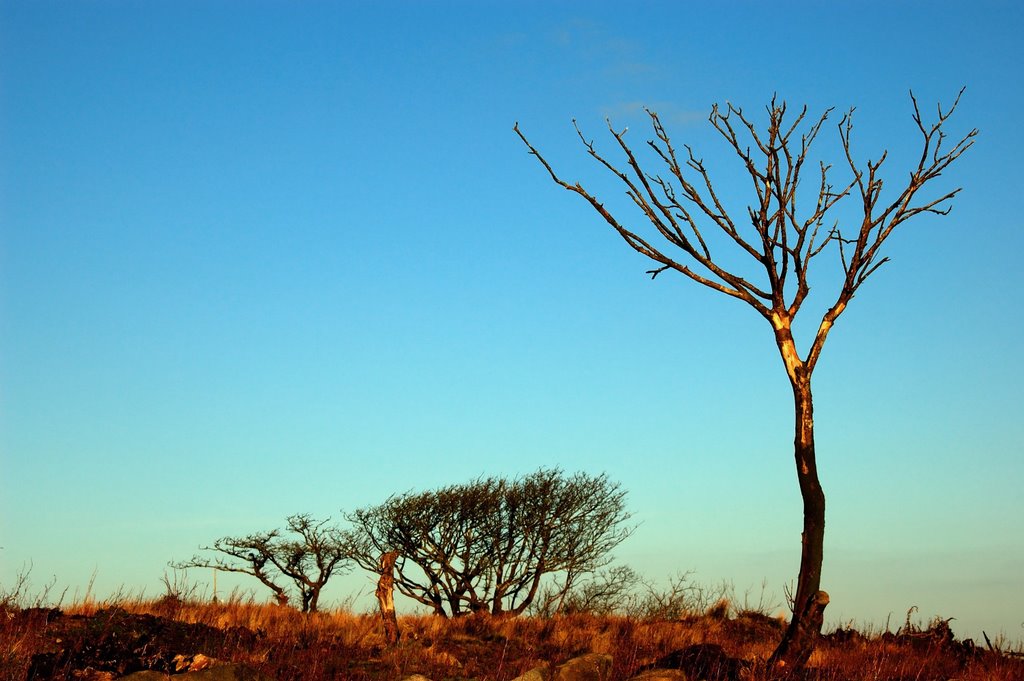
2;0;1022;644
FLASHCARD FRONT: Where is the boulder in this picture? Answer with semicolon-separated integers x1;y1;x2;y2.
510;665;549;681
554;653;613;681
174;653;217;672
511;654;613;681
118;664;274;681
627;670;689;681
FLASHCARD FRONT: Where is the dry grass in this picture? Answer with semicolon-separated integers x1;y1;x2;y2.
1;592;1021;681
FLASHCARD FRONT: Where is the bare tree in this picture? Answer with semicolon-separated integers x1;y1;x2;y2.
554;564;643;617
172;513;352;613
487;468;633;615
347;469;633;617
515;91;975;669
348;476;503;617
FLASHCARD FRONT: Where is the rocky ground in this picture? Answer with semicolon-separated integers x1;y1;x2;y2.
3;603;1021;681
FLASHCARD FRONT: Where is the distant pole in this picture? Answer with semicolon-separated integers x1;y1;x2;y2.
212;568;218;604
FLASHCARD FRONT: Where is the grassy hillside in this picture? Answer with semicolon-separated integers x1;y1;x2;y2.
2;591;1021;681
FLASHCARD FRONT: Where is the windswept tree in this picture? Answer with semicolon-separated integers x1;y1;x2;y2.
349;476;503;617
347;469;633;617
172;513;352;613
515;92;975;669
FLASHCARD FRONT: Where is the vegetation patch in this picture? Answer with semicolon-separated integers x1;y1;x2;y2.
3;596;1021;681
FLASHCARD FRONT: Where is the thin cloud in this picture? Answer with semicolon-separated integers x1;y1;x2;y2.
603;61;658;79
600;101;707;127
550;19;661;81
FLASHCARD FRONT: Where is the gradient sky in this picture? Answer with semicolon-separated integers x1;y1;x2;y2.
2;1;1022;644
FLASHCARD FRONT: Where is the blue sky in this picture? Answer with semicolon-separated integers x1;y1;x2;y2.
2;1;1022;642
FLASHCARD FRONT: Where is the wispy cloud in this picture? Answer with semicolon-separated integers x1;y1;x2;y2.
544;19;705;130
599;101;707;128
548;18;661;80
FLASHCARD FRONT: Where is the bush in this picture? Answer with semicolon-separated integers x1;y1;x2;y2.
348;469;633;617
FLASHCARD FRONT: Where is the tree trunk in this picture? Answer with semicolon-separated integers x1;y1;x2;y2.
271;588;290;608
376;551;401;645
769;366;829;672
305;587;319;613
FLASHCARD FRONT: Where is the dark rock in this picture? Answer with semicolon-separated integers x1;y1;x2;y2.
24;607;260;680
650;644;744;681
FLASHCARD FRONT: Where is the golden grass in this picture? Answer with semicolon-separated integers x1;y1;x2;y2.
2;592;1021;681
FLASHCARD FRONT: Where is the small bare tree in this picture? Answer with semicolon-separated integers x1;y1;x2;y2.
172;513;352;613
554;564;642;617
515;91;975;669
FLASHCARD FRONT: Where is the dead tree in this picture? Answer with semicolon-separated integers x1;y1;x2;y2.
375;551;401;645
172;514;353;613
515;91;975;670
